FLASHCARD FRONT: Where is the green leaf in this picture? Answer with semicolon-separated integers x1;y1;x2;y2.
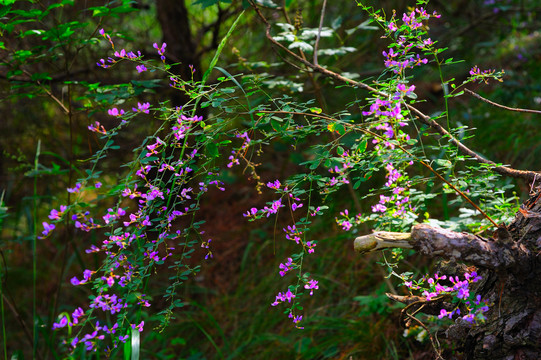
324;159;332;168
270;118;282;132
335;123;345;136
288;41;313;53
0;5;12;16
358;139;367;153
317;47;357;56
255;0;278;8
206;142;219;158
30;72;52;81
434;159;452;169
123;332;131;360
192;0;231;8
202;11;244;85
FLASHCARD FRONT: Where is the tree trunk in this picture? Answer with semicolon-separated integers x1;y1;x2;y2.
354;190;541;359
155;0;202;108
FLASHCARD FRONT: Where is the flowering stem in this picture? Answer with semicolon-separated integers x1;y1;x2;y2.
361;127;499;227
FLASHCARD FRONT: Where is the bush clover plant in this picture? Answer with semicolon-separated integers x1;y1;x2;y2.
32;0;521;357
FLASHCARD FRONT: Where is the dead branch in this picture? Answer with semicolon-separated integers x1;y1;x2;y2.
354;224;531;270
465;88;541;114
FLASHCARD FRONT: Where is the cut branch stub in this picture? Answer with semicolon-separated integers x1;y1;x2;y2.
353;231;412;253
354;224;530;271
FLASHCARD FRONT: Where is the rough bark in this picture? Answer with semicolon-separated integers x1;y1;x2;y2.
354;189;541;359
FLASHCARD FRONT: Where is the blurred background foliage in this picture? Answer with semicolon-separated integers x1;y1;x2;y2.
0;0;539;358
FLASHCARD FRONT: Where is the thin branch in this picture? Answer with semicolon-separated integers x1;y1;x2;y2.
313;0;327;66
465;88;541;114
402;307;444;360
281;0;291;24
249;1;541;182
20;69;70;114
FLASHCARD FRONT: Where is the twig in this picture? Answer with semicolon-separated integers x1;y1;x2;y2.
402;307;444;360
313;0;327;66
465;88;541;114
249;0;541;182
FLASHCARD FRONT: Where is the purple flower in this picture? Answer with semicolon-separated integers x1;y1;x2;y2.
279;258;294;277
271;289;296;306
339;220;352;231
114;49;127;58
131;321;144;332
291;203;303;211
462;313;475;323
396;83;416;97
119;335;129;343
133;102;150;114
284;289;295;302
304;279;319;295
52;316;68;329
41;222;55;237
267;180;281;189
108;108;125;117
422;290;437;301
96;59;110;68
438;309;449;319
306;241;316;254
153;42;167;61
48;205;67;220
457;286;470;299
371;203;387;213
136;64;147;73
243;207;258;217
72;307;84;325
70;269;93;286
67;183;82;193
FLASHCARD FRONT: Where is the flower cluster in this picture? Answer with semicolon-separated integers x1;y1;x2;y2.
371;162;415;218
468;65;504;84
227;131;251;168
153;42;167;62
96;29;143;69
244;178;321;328
380;7;440;74
88;121;108;134
96;29;165;76
405;271;490;325
335;209;362;231
50;99;226;352
172;115;203;141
